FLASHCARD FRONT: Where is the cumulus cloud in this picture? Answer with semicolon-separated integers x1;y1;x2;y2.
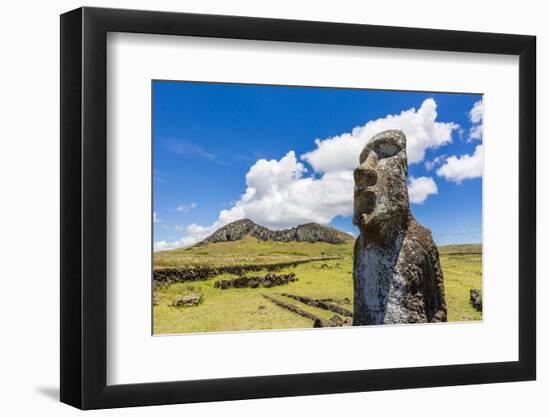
468;100;483;141
407;176;438;204
214;151;354;230
154;224;214;252
153;212;160;223
436;144;483;184
153;240;169;251
176;202;197;213
469;100;483;124
469;124;483;140
301;98;459;172
424;155;447;172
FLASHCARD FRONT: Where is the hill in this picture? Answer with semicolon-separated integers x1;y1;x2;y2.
197;219;354;245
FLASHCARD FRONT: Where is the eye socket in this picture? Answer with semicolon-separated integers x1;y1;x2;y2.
375;142;400;158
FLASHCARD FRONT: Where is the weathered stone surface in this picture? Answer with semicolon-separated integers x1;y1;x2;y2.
353;130;447;325
470;288;482;312
172;293;201;307
196;218;353;245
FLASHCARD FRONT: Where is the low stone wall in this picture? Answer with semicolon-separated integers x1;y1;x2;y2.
153;257;338;283
214;273;297;289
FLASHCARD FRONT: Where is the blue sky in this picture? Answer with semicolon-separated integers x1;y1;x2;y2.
153;81;483;250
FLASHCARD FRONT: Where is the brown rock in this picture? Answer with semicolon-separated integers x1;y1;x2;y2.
172;293;201;307
470;288;482;312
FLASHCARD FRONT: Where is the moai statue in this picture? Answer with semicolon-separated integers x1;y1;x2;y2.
352;130;447;325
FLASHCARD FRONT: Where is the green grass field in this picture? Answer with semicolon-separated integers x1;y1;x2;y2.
153;238;482;334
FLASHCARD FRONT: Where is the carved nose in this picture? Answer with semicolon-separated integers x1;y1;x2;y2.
354;167;377;187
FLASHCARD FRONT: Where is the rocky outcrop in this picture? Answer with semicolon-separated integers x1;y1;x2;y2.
352;130;447;325
197;219;353;245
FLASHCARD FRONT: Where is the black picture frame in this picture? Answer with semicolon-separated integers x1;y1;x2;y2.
60;6;536;410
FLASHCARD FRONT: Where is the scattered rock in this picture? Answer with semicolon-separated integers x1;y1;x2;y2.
313;318;330;328
470;288;482;312
353;130;447;325
312;315;350;328
172;293;201;307
329;315;345;326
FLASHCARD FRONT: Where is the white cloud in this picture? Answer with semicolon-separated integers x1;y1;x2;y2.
469;124;483;140
176;202;197;213
469;100;483;124
153;212;160;223
301;98;459;172
407;176;438;204
468;100;483;140
154;240;169;251
154;225;213;252
216;151;354;229
424;154;447;171
436;144;483;184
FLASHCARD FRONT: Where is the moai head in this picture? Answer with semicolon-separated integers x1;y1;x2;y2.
353;130;410;238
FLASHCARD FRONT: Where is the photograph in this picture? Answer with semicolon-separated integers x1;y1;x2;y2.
152;81;484;335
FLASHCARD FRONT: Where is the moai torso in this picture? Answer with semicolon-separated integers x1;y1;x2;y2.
352;130;447;325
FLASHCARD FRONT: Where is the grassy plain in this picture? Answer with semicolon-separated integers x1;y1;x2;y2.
153;238;482;334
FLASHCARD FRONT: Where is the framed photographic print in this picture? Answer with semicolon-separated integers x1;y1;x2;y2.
60;6;536;409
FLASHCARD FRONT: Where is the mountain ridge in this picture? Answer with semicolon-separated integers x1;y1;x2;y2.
196;219;354;246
